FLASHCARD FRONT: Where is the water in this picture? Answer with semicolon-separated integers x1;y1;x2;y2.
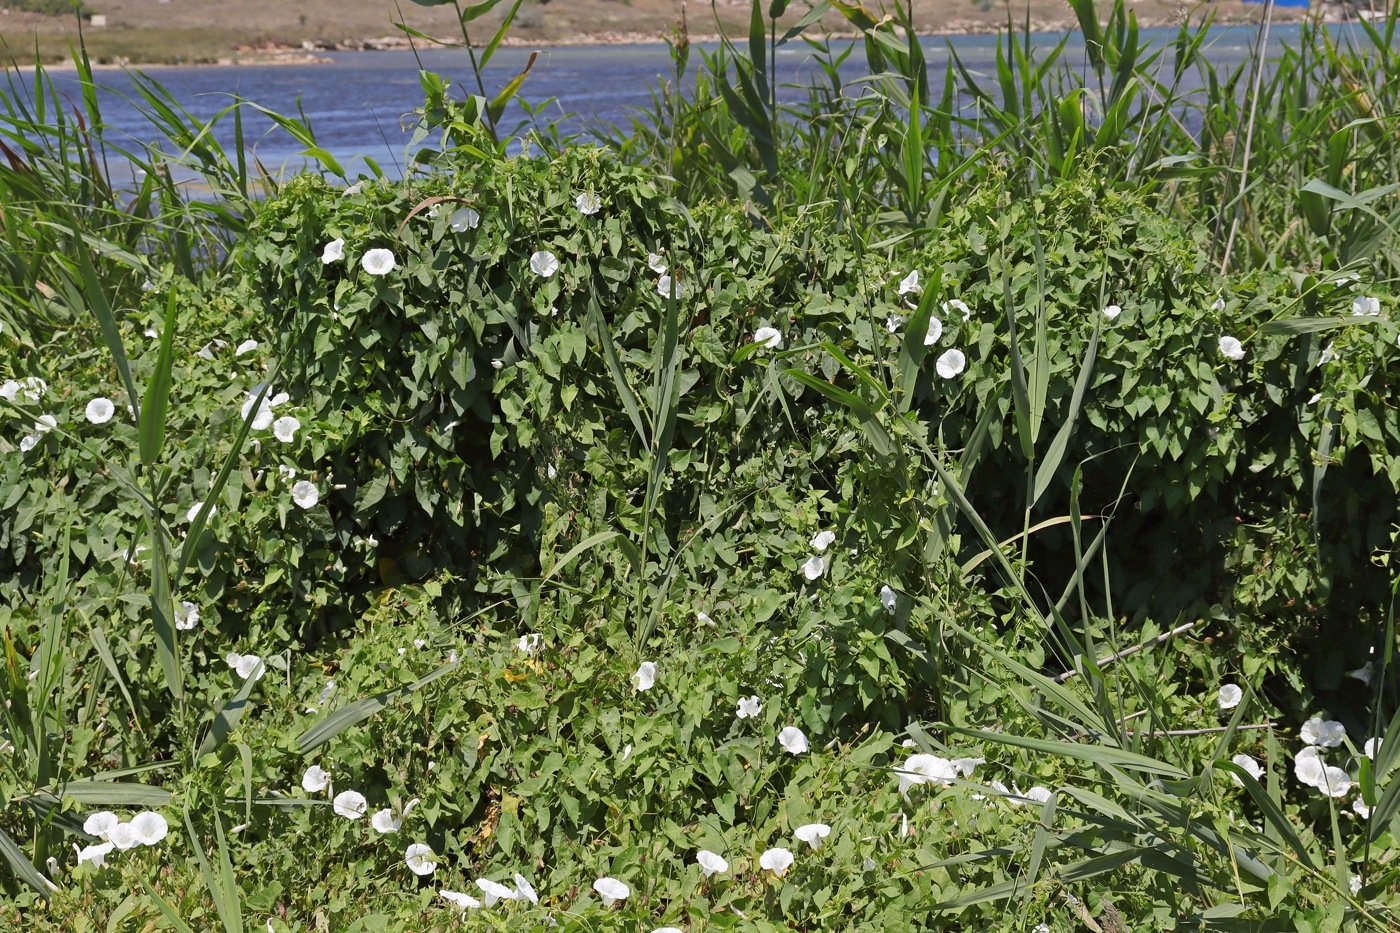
6;24;1321;176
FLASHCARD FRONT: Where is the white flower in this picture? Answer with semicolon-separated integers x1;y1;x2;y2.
657;275;682;299
1294;746;1326;787
1308;393;1323;405
778;726;809;755
1317;343;1337;367
696;850;728;877
575;192;601;215
439;890;481;912
1212;297;1227;311
513;873;539;905
1352;796;1371;819
935;348;966;379
301;765;331;793
593;877;629;906
1351;296;1381;316
187;502;212;523
1018;786;1053;805
951;756;984;776
0;380;17;402
1346;661;1373;686
1218;684;1243;709
130;811;168;846
272;416;300;443
18;376;47;402
404;843;437;876
1219;336;1245;361
1364;738;1381;759
1229;754;1264;787
896;754;956;798
34;414;56;434
342;181;365;196
885;313;905;333
361;249;396;276
752;326;782;349
758;847;794;876
530;250;559;278
897;271;920;295
332;790;368;820
174;601;200;631
225;652;265;682
801;555;826;581
1103;304;1122;321
235;339;259;356
518;633;541;654
74;841;114;868
107;823;139;851
19;433;40;452
291;480;319;509
370;809;399;833
793;823;830;849
648;252;667;274
476;877;517;906
633;661;657;691
449;207;480;232
83;811;120;840
810;530;836;552
652;928;684;933
85;398;115;424
1349;875;1363;895
736;695;763;719
1032;925;1050;933
879;585;897;614
1318;766;1353;798
943;299;971;321
924;316;943;345
1300;718;1346;747
278;464;297;481
321;238;345;264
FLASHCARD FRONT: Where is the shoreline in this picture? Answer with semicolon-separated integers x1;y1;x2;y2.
17;10;1329;71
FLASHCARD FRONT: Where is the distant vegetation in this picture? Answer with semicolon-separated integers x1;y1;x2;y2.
4;0;86;17
0;0;1397;930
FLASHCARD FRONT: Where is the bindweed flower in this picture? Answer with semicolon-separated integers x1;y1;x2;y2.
879;585;897;614
1229;754;1264;787
778;726;809;755
647;252;667;273
1014;786;1053;806
187;502;212;523
1218;684;1243;709
896;754;956;798
1103;304;1122;321
85;398;115;424
1346;661;1373;686
530;250;559;278
476;877;516;906
759;847;794;877
802;555;826;581
34;414;57;434
593;877;629;906
736;695;763;719
226;652;265;682
924;316;943;345
810;530;836;552
302;765;331;793
943;298;971;321
752;326;783;349
450;207;481;232
321;238;345;264
1300;718;1346;747
236;339;259;356
292;480;319;509
518;633;542;654
696;850;728;877
332;790;367;820
272;416;300;443
935;348;966;379
74;841;114;869
1317;765;1353;798
513;873;539;905
439;890;481;912
404;843;438;876
1364;738;1381;759
885;313;904;333
793;823;831;849
19;433;41;452
1219;336;1245;361
370;809;398;833
1353;797;1371;819
361;249;396;276
657;275;682;299
83;811;119;840
130;812;168;846
897;270;920;295
174;601;200;631
575;192;601;215
1352;296;1381;316
633;661;657;692
108;823;139;851
652;928;684;933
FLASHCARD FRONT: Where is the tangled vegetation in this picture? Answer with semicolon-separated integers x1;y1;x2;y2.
1;0;1398;930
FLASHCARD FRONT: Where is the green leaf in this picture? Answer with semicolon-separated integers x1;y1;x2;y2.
297;664;456;755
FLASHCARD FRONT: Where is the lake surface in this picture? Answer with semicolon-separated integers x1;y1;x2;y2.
5;24;1335;176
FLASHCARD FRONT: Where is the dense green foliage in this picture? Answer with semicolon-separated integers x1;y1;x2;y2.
1;0;1399;930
